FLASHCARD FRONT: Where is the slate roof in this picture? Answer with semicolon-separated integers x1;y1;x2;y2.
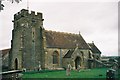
63;49;74;58
88;43;101;54
45;30;90;49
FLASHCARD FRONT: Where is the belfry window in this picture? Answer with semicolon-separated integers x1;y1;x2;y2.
53;51;59;64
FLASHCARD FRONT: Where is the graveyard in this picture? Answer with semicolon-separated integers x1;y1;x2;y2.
21;68;120;79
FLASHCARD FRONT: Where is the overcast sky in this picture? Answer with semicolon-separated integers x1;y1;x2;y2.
0;0;118;56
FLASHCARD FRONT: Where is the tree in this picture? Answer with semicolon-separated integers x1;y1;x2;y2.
0;1;4;11
0;0;22;11
8;0;22;3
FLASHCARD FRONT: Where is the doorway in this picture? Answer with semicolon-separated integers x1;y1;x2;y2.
75;57;81;69
15;58;18;70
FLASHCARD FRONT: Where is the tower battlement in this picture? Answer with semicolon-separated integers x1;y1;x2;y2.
14;9;43;21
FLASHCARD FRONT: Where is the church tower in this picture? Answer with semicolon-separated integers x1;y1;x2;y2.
9;9;45;70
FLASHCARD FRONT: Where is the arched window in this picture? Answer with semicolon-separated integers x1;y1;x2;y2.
89;51;91;58
53;51;59;64
80;51;84;57
81;51;84;61
15;58;18;70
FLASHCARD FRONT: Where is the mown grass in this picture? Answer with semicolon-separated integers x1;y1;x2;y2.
22;68;109;79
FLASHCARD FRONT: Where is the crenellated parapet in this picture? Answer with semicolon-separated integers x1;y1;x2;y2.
14;9;43;21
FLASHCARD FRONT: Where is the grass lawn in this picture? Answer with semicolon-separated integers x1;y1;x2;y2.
22;68;111;79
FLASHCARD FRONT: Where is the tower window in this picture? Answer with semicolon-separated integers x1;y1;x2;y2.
32;28;35;40
32;18;36;23
33;32;34;36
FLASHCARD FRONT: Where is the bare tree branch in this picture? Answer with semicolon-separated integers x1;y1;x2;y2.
0;1;4;11
0;0;22;12
8;0;22;3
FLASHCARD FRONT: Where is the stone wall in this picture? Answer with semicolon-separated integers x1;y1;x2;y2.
44;48;68;69
44;47;90;69
2;52;9;69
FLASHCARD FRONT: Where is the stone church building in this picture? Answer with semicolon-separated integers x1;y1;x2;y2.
2;9;101;71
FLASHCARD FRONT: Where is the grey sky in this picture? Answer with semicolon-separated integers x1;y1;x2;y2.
0;0;118;56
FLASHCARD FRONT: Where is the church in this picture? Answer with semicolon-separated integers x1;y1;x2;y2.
2;9;101;71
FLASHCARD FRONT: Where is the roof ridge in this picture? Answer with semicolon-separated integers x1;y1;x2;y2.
45;30;79;35
0;48;11;51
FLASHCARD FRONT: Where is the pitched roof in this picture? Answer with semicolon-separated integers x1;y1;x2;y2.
45;30;90;49
0;49;10;57
63;49;74;58
88;43;101;54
